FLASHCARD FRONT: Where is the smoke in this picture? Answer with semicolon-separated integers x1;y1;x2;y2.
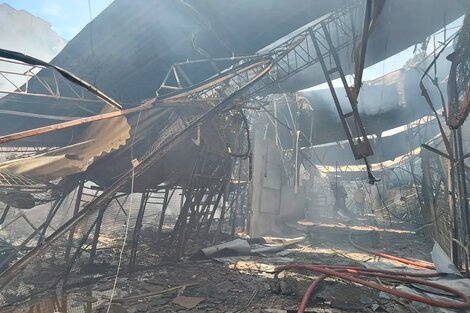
299;57;449;119
0;4;66;94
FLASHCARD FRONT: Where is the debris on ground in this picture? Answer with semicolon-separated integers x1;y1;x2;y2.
172;295;205;309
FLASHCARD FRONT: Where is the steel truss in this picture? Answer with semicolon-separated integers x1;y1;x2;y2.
0;57;102;104
158;0;372;162
158;1;363;101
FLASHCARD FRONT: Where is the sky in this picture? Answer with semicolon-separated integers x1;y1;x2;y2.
2;0;114;40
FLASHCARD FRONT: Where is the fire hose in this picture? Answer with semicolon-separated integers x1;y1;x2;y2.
348;232;435;270
275;233;470;312
276;264;470;312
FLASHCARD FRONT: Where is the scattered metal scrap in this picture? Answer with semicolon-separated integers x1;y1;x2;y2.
195;236;305;259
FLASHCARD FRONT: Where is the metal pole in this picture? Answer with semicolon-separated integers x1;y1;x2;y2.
457;128;469;230
65;180;85;263
169;190;192;244
0;205;10;225
448;131;460;266
62;218;101;286
455;127;469;276
39;196;66;241
155;187;172;244
87;206;106;265
129;192;149;270
231;159;244;239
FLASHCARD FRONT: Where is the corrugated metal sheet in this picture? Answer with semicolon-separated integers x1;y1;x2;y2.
0;106;130;180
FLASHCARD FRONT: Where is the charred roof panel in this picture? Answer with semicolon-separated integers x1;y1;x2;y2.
0;0;465;147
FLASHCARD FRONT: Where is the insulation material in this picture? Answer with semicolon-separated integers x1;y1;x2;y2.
0;106;130;181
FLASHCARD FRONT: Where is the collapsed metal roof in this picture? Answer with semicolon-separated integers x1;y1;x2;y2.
0;0;465;147
1;3;470;309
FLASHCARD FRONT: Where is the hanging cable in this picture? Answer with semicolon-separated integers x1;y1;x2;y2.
106;110;142;312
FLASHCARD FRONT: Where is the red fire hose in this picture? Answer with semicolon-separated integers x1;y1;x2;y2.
276;264;470;313
348;232;435;270
275;233;468;313
307;263;437;278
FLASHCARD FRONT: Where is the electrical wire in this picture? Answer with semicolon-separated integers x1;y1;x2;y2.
105;167;135;313
106;110;142;312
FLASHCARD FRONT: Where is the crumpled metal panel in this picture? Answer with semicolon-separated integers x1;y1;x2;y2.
0;106;130;181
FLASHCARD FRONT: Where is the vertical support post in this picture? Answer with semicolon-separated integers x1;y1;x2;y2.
88;206;106;265
173;189;193;259
240;183;247;232
231;159;244;239
0;205;10;225
170;189;191;244
447;132;460;266
155;187;171;244
129;192;149;270
246;158;253;236
63;217;102;284
65;180;85;263
39;195;66;241
334;161;338;217
456;128;469;232
421;151;437;241
453;127;469;276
